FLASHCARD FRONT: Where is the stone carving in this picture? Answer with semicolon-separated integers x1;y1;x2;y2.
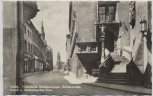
129;1;136;28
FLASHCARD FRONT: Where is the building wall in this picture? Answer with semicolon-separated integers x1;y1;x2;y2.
23;20;51;73
130;1;148;47
68;1;152;84
76;1;97;42
30;22;44;72
70;46;79;76
68;1;98;78
117;1;131;48
3;1;41;94
66;35;71;59
24;22;34;72
116;1;152;86
3;1;18;95
117;1;151;71
131;2;151;86
46;46;53;70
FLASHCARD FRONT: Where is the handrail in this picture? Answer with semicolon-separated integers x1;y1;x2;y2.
121;47;133;54
99;54;111;67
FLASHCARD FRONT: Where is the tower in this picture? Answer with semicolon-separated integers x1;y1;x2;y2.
41;21;45;40
56;52;61;69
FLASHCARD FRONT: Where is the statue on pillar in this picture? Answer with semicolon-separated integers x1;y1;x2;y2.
99;25;111;67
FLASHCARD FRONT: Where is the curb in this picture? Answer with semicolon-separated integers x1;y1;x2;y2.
83;83;152;95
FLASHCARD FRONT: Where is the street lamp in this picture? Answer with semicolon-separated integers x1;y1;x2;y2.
140;17;147;36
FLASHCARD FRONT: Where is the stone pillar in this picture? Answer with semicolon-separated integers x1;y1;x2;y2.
100;25;106;63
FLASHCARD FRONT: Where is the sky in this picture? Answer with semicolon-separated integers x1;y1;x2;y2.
31;1;70;65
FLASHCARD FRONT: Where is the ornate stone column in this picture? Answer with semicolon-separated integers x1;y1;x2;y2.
100;25;106;63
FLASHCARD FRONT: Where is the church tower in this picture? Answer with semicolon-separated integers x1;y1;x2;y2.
56;52;61;69
41;21;45;41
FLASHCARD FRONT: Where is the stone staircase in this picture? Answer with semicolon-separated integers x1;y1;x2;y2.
97;53;130;85
97;73;126;84
111;54;129;73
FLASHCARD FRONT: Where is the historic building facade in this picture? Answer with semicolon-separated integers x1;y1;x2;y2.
24;21;35;72
24;20;53;73
3;1;53;95
67;1;100;78
66;1;152;87
45;45;53;71
3;1;39;95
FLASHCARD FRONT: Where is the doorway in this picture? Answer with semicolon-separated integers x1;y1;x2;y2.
105;31;115;52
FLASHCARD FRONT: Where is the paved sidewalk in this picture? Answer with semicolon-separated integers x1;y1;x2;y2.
22;71;49;78
64;72;98;84
84;82;152;95
22;70;140;95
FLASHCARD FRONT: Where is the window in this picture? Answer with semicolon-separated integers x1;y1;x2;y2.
98;4;116;22
31;44;32;53
24;40;27;51
28;43;30;53
108;6;115;21
26;28;28;35
28;30;30;37
23;25;26;34
24;60;28;72
30;32;32;38
99;6;106;22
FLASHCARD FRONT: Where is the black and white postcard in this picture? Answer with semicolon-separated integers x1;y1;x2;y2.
2;0;152;95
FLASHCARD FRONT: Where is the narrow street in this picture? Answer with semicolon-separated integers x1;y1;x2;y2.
3;1;152;95
23;71;142;95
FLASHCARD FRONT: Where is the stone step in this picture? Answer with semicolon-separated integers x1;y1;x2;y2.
96;80;126;85
98;76;126;79
92;69;99;76
97;78;126;82
99;73;126;78
98;73;126;85
99;73;126;76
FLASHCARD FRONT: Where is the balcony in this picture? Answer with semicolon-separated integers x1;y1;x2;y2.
76;41;99;54
76;41;100;75
76;41;100;63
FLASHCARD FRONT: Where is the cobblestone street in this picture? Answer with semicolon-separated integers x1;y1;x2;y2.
22;71;142;95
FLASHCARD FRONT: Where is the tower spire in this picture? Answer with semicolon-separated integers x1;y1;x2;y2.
41;20;45;40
